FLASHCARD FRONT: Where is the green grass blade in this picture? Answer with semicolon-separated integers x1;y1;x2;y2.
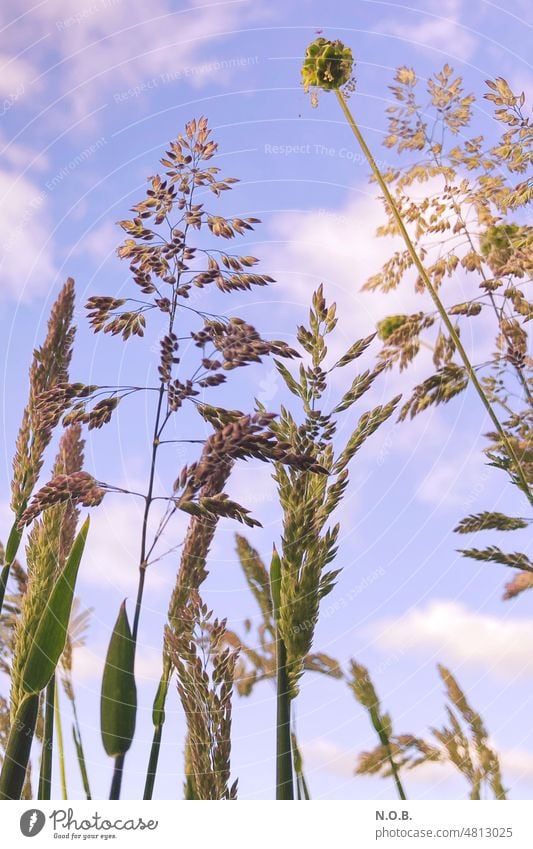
0;520;23;614
100;601;137;759
38;676;55;800
0;694;39;799
143;668;170;800
72;724;92;800
292;732;311;800
55;683;68;800
270;545;281;620
22;517;90;695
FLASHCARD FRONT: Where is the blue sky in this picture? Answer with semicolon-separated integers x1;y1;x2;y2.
1;0;532;800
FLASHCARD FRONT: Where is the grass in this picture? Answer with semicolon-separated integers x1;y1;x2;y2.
0;63;530;800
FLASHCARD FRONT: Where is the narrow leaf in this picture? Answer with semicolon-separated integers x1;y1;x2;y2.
270;545;282;623
101;601;137;757
22;517;90;694
0;694;39;799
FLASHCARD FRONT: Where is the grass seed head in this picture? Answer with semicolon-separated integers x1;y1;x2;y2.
302;38;354;94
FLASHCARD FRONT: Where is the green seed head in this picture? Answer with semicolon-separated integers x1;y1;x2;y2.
377;315;409;342
480;223;521;258
480;223;531;275
301;38;354;93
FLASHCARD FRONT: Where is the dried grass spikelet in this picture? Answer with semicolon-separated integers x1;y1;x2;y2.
18;470;105;529
11;279;76;517
503;571;533;600
168;456;234;635
0;548;26;677
349;661;406;799
174;412;322;527
349;661;380;711
352;664;506;800
10;425;85;721
59;598;92;703
166;594;239;800
234;535;273;627
0;696;9;764
434;664;507;800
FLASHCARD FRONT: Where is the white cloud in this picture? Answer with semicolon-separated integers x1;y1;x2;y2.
73;642;163;686
224;459;277;512
268;195;413;332
266;185;493;371
502;747;533;781
382;0;477;61
80;496;188;595
0;52;37;97
79;219;121;264
0;0;262;121
0;133;49;173
301;737;357;779
370;600;533;681
416;450;490;509
0;170;56;302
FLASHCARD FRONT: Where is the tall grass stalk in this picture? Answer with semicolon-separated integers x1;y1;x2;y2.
349;661;407;800
59;600;93;799
0;280;76;614
331;90;531;504
291;733;311;800
110;755;125;801
300;38;530;504
38;675;55;800
275;635;293;799
55;683;68;800
86;119;309;795
271;546;293;799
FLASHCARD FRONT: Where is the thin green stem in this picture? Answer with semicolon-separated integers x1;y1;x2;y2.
38;676;55;800
143;664;170;800
72;727;92;800
71;697;92;799
143;724;163;800
291;731;311;800
55;683;68;800
335;89;532;506
109;754;125;800
276;632;294;800
132;384;166;644
370;711;407;801
0;566;9;616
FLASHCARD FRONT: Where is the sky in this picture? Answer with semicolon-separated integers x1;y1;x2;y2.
0;0;532;801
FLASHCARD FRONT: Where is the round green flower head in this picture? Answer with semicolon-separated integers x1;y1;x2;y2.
301;38;354;93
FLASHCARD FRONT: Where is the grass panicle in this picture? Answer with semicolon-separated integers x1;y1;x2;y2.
166;594;239;800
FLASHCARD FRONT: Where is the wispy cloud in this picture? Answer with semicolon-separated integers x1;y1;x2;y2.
0;0;261;122
0;169;56;302
80;496;188;594
381;0;478;62
370;600;533;681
